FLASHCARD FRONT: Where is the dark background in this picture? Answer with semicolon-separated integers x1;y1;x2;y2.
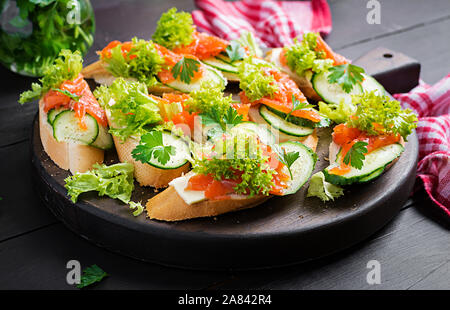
0;0;449;289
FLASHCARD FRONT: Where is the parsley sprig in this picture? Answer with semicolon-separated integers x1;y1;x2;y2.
132;131;175;165
225;40;246;62
273;144;300;179
327;64;365;93
285;95;314;120
201;106;243;131
171;57;200;84
76;264;108;289
343;141;368;170
52;88;80;101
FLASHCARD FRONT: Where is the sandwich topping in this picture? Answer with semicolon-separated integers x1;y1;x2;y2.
238;57;322;123
328;91;417;175
281;32;349;78
99;38;206;86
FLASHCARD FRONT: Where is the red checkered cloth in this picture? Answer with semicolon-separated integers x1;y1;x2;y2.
192;0;332;48
394;75;450;217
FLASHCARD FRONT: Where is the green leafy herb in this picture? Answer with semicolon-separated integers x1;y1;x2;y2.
327;64;365;93
343;141;368;169
272;144;300;179
52;88;80;101
238;56;278;102
64;163;135;204
226;40;246;62
318;99;355;124
132;131;175;165
171;57;200;84
201;106;243;131
19;49;83;104
94;78;162;141
152;7;195;50
102;38;164;87
285;95;314;120
192;135;274;197
348;91;418;140
307;171;344;202
76;265;108;289
129;201;144;217
284;32;334;77
2;0;94;77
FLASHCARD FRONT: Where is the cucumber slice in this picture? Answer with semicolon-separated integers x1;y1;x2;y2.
265;106;331;128
90;124;114;150
144;131;190;170
202;57;239;74
312;70;363;106
164;67;226;93
323;143;404;185
230;121;276;146
47;108;66;125
52;110;99;145
361;74;387;95
259;105;314;137
279;141;317;195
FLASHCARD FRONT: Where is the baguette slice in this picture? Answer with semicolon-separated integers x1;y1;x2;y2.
38;100;104;173
265;48;322;101
112;135;190;188
247;106;319;151
146;184;269;221
81;60;177;95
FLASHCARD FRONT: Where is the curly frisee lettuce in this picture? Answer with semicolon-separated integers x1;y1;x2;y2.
238;57;278;102
284;32;333;77
101;38;164;87
191;133;275;197
19;49;83;104
348;91;418;140
152;8;195;50
94;78;162;141
64;163;143;216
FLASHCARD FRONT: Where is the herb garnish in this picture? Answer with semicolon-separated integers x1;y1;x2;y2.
171;57;200;84
327;64;365;93
225;40;246;62
273;144;300;179
52;88;80;101
132;131;175;165
343;141;368;169
285;95;314;120
201;106;243;131
76;265;108;289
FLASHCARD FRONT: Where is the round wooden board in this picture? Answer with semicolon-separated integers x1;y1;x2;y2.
31;115;418;270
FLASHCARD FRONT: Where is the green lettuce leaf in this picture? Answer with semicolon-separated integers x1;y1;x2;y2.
94;78;162;141
64;163;135;204
152;7;195;50
238;56;278;102
19;49;83;104
318;99;355;124
307;171;344;202
284;32;333;77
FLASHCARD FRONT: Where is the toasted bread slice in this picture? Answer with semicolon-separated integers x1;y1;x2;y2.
247;106;318;151
81;61;177;95
265;48;322;101
146;185;269;221
38;100;104;173
111;135;190;188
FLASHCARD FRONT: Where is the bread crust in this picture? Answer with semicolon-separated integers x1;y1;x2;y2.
81;60;177;95
146;185;269;221
265;48;322;101
38;100;104;173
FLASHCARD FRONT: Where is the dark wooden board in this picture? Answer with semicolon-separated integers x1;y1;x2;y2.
31;114;418;270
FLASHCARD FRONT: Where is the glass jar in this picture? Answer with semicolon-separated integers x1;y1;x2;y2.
0;0;95;77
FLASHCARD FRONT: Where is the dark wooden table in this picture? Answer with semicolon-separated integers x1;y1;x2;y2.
0;0;449;290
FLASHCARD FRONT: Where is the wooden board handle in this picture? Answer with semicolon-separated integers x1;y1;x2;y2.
352;47;421;94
